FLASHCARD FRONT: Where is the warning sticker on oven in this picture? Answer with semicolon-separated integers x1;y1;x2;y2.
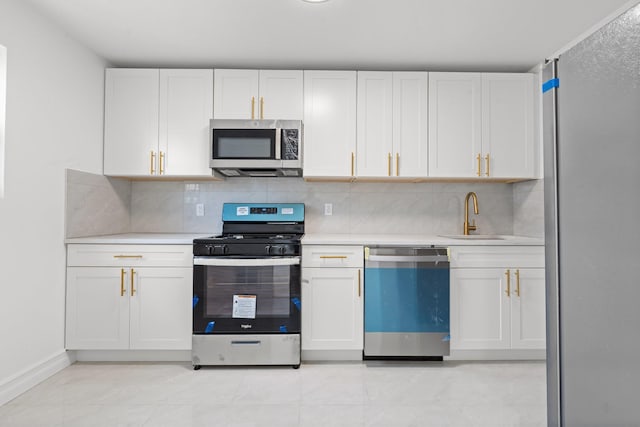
236;206;249;216
232;295;256;319
282;208;294;215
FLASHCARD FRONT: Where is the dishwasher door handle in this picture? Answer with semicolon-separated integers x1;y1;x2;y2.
367;255;449;263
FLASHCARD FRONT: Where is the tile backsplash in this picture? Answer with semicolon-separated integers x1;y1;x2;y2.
66;169;545;238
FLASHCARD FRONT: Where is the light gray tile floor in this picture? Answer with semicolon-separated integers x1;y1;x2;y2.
0;361;546;426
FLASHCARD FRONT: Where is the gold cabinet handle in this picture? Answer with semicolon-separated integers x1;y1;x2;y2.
319;255;348;259
251;96;255;119
358;269;361;297
485;154;490;177
387;153;391;176
130;268;136;296
120;268;126;297
505;269;511;297
150;151;156;175
515;269;521;297
396;153;399;177
113;255;143;259
476;153;482;177
159;151;165;175
351;152;355;177
260;96;264;120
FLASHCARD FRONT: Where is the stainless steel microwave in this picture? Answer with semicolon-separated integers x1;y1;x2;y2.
210;119;303;178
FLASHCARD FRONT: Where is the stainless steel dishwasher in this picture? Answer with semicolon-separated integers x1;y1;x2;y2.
364;246;450;359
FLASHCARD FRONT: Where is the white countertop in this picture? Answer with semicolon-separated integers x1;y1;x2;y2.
301;234;544;246
65;233;211;245
66;232;544;246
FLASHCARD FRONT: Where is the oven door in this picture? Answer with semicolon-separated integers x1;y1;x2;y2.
193;256;301;334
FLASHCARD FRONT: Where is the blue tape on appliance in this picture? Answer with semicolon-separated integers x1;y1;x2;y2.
291;297;301;311
279;325;288;333
542;78;559;93
192;295;199;308
442;334;451;342
205;321;215;333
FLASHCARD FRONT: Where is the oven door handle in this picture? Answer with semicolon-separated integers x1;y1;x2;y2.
193;257;300;267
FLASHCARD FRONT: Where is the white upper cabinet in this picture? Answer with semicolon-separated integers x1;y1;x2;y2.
428;72;534;179
104;69;160;176
357;72;429;178
428;72;482;178
158;69;214;176
482;73;534;179
104;68;214;178
213;69;303;120
356;72;393;177
303;71;357;178
392;72;429;177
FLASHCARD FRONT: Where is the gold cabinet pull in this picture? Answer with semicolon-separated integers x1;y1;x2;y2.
113;255;143;259
387;153;391;176
396;153;399;176
159;151;165;175
505;269;511;297
485;154;490;177
120;268;126;297
260;96;264;120
515;269;521;297
358;269;361;297
351;152;355;176
476;153;482;177
251;96;255;119
130;268;136;296
150;151;156;175
319;255;348;259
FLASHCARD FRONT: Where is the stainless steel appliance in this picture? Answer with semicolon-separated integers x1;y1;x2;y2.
363;246;450;359
192;203;304;369
210;119;302;177
543;3;640;424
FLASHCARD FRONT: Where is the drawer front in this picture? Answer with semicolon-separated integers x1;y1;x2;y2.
302;245;364;268
67;244;193;267
450;246;545;269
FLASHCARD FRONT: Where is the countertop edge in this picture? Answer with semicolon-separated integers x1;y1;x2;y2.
65;233;210;245
301;234;544;246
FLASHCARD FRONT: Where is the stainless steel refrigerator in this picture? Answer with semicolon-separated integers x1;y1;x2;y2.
543;3;640;425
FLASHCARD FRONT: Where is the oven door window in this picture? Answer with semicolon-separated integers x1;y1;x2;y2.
193;259;301;334
212;129;275;159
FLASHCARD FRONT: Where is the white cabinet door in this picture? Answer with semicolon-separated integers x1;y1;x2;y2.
428;72;482;177
258;70;304;120
158;69;213;177
393;72;429;177
301;268;363;351
510;268;546;350
356;71;393;177
303;71;357;178
129;267;192;350
213;69;259;119
482;73;535;179
450;268;510;350
104;69;159;176
66;267;130;350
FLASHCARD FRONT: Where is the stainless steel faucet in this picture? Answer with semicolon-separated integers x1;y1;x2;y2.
464;192;479;235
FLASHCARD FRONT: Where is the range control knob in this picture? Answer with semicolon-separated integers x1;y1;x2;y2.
213;245;228;255
265;245;272;255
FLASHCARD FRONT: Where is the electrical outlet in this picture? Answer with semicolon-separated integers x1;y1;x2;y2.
324;203;333;216
196;203;205;217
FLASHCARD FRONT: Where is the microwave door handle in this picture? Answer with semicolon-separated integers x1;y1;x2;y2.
275;129;282;160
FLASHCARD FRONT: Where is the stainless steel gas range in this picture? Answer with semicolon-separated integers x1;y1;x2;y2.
191;203;304;369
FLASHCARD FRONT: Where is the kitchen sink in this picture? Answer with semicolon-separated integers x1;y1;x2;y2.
439;234;506;240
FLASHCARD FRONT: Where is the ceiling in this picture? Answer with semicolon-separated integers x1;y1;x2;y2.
25;0;636;72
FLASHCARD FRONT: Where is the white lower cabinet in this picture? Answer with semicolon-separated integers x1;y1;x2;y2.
449;246;545;357
301;245;363;358
65;245;192;350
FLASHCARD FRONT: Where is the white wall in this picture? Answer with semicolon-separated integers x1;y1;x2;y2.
0;0;106;400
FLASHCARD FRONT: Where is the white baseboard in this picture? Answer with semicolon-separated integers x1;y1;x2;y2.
0;351;75;406
446;349;546;361
302;350;362;361
75;350;191;362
